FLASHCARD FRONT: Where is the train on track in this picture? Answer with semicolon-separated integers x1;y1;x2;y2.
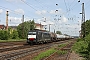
27;29;74;45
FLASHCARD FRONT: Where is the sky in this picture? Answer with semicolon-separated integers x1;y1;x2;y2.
0;0;90;36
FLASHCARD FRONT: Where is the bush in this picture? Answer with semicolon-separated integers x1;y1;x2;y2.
72;33;90;60
0;29;19;40
85;33;90;59
72;40;88;54
11;30;19;39
0;30;9;40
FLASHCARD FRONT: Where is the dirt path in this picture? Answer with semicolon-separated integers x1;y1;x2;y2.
69;51;84;60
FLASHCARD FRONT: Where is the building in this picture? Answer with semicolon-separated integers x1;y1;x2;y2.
0;25;5;30
9;23;44;30
0;23;44;30
9;26;17;30
35;23;44;30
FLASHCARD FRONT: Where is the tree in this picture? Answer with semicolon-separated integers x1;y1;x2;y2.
8;27;13;39
17;20;35;39
30;20;35;30
0;30;8;40
85;20;90;35
11;30;19;39
56;31;62;34
81;20;90;36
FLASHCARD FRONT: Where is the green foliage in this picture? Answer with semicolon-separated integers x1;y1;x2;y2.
11;30;19;39
56;31;62;34
0;30;8;40
85;33;90;43
57;50;67;55
8;27;12;39
17;20;35;39
81;20;90;36
85;33;90;59
85;20;90;35
72;40;88;53
76;38;83;42
0;39;26;42
72;33;90;60
58;44;66;48
7;27;19;39
33;48;56;60
30;20;35;30
0;28;19;40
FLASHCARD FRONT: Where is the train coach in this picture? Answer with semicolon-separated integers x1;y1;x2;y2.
49;32;57;41
27;29;73;45
56;34;66;40
56;34;72;40
27;29;51;45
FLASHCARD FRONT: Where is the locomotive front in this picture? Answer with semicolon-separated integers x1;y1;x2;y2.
27;31;37;44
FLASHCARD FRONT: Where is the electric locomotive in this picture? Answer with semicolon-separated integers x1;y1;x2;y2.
27;29;51;45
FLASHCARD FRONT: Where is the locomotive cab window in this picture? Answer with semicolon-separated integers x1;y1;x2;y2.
28;32;36;35
33;32;36;35
43;32;50;38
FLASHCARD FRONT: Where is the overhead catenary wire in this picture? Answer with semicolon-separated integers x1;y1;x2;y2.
58;0;81;35
85;0;90;10
21;0;45;17
5;0;34;20
0;5;28;22
21;0;37;11
59;0;77;22
1;0;81;35
34;0;51;14
0;5;34;25
69;0;76;7
0;6;22;15
64;0;68;12
35;0;79;22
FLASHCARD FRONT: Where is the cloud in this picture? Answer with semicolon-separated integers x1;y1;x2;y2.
35;10;47;15
8;16;22;26
50;9;63;15
0;9;3;14
50;10;56;14
35;11;41;15
68;24;81;29
35;17;54;25
35;19;47;25
24;17;31;21
42;10;47;14
6;0;26;3
14;9;24;14
61;16;68;22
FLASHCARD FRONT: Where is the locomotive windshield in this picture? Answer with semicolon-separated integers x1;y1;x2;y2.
28;32;36;35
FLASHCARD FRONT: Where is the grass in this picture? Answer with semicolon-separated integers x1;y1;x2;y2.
58;44;67;48
0;39;26;42
33;44;68;60
57;44;68;55
57;50;67;55
33;48;56;60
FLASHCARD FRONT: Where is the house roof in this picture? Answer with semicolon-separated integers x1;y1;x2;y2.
0;25;5;29
9;26;17;29
35;23;44;26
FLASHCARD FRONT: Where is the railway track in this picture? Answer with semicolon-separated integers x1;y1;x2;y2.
0;41;26;47
0;45;30;53
43;40;76;60
0;41;28;53
17;39;75;60
0;45;50;60
0;39;75;60
0;39;71;53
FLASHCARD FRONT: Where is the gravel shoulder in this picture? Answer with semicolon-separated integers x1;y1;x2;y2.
69;51;85;60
